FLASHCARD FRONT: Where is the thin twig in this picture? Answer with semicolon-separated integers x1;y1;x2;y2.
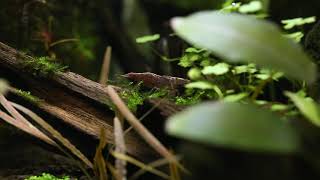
11;102;93;168
0;94;55;145
0;109;54;145
111;151;169;179
114;116;127;180
49;38;79;48
129;156;182;180
124;98;163;135
251;74;274;100
99;46;112;85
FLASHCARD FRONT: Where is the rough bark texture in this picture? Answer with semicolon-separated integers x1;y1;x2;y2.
0;42;156;159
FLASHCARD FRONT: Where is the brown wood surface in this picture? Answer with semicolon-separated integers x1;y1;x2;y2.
0;42;156;159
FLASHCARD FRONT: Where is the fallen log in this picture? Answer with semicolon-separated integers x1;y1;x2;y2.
0;42;156;159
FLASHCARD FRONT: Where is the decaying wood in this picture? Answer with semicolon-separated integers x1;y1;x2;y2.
123;72;190;89
0;42;155;159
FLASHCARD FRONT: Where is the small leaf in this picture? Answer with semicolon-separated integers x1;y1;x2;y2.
188;68;202;80
136;34;160;43
284;32;304;43
239;1;262;14
270;103;289;112
232;64;257;74
171;11;317;83
185;81;216;90
285;91;320;127
186;82;223;98
185;47;205;53
166;102;299;153
281;17;316;30
223;93;248;102
202;63;230;75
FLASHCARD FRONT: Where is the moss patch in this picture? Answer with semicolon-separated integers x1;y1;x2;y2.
23;56;68;77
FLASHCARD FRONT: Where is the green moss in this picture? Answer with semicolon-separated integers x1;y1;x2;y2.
120;82;145;112
23;56;68;77
25;173;70;180
14;89;42;104
119;81;169;112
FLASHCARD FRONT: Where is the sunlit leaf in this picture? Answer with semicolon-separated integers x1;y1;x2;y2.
185;81;216;90
202;63;230;75
136;34;160;43
281;17;316;30
270;103;289;112
239;1;262;14
285;91;320;127
166;102;299;153
232;64;257;74
223;93;248;102
185;47;205;53
188;68;202;80
171;11;317;83
284;32;304;43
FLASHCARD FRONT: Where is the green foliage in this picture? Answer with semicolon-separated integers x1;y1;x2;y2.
136;34;160;44
15;89;42;104
281;16;316;30
285;91;320;127
223;92;248;102
238;1;263;14
187;68;202;80
171;11;316;83
120;82;146;112
160;2;320;155
166;102;299;153
120;82;169;111
25;173;70;180
284;32;304;43
23;57;68;77
201;63;230;75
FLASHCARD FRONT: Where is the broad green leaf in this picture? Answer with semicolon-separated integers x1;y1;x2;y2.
171;11;317;83
166;102;299;153
202;63;230;75
285;91;320;127
136;34;160;43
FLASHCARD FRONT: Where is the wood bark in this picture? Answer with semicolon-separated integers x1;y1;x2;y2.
0;42;156;159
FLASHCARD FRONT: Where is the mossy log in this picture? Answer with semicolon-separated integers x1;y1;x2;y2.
0;42;156;160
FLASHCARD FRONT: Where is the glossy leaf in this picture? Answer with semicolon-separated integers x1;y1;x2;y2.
171;11;317;83
202;63;230;75
166;102;299;153
285;91;320;127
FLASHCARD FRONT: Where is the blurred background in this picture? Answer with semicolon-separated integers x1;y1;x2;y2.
1;0;319;80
